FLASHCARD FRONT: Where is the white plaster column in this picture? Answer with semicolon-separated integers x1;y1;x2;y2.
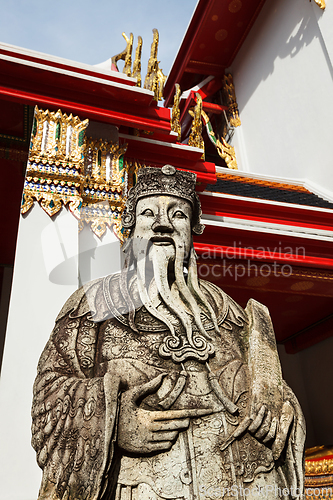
78;224;122;286
0;206;79;500
0;203;123;500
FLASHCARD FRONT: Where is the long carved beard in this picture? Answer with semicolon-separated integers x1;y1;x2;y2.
121;238;219;346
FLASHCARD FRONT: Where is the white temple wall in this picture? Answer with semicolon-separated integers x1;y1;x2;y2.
78;225;122;286
231;0;333;196
0;205;122;500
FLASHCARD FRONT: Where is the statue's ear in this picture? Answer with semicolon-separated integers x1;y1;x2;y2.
192;223;205;235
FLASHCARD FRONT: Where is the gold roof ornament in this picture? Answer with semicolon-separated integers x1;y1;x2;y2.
21;106;133;240
201;110;238;170
313;0;326;9
171;83;181;141
111;30;167;94
143;29;167;101
223;73;241;128
188;93;204;153
22;107;88;216
111;32;134;78
81;137;128;238
132;36;143;88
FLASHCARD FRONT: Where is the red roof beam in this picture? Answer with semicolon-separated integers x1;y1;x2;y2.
0;85;171;134
185;60;224;76
194;242;333;271
200;194;333;233
0;44;136;88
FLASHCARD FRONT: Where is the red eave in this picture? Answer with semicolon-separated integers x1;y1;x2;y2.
194;242;333;271
194;192;333;273
0;85;171;134
200;192;333;233
0;43;138;87
164;0;267;106
119;133;216;187
0;46;172;136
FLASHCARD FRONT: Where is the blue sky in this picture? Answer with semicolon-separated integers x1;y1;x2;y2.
0;0;197;76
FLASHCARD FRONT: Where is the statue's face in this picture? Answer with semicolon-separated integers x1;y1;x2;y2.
132;195;192;261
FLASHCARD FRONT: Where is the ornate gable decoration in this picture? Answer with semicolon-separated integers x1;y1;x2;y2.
21;106;130;240
112;29;166;101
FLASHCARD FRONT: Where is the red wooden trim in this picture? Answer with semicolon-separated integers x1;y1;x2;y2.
305;454;333;462
185;60;224;76
200;194;333;232
164;0;216;106
0;85;171;134
202;102;227;114
0;46;136;87
0;57;172;128
194;242;333;270
164;0;267;106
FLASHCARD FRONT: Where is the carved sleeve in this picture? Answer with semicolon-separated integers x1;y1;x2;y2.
31;313;120;500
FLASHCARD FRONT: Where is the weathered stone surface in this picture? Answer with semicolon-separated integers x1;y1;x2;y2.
32;166;305;500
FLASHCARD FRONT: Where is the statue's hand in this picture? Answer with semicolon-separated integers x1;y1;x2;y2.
232;401;294;460
117;373;213;454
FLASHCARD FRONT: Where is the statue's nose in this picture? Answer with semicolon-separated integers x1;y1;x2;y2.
151;216;173;233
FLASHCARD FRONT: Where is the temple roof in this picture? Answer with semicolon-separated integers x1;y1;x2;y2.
206;172;333;210
164;0;267;106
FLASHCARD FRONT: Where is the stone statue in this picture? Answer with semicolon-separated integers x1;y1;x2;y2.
32;165;305;500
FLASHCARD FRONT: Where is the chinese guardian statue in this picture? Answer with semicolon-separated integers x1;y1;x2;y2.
32;165;305;500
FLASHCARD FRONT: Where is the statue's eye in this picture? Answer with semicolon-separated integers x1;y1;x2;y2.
141;208;154;217
173;210;187;218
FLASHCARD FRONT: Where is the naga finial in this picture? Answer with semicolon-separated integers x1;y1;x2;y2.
132;36;143;87
171;84;182;141
223;74;241;128
144;29;166;101
111;32;134;77
188;93;204;152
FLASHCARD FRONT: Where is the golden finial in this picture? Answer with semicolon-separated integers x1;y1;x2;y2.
144;29;167;101
132;36;143;87
111;32;133;77
223;73;241;127
188;93;204;152
171;84;182;141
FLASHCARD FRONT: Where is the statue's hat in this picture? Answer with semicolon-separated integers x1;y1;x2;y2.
122;165;204;234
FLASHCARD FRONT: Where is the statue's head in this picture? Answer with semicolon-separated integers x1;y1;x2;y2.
120;166;219;347
122;165;204;237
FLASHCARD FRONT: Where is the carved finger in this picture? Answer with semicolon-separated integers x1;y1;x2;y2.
153;407;213;421
150;431;179;442
272;401;294;460
220;416;252;451
233;416;252;439
248;405;266;433
263;417;278;444
151;418;190;432
130;373;167;403
255;410;272;440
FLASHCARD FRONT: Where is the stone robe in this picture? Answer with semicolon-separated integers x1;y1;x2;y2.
31;275;305;500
